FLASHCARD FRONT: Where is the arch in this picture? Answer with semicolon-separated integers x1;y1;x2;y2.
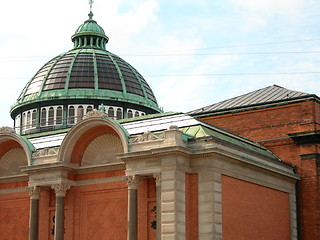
81;134;123;166
58;117;129;164
0;132;35;166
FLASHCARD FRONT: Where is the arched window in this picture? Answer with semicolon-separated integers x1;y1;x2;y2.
22;113;26;130
26;111;31;129
32;110;37;128
87;106;93;113
56;106;63;125
134;111;139;118
108;107;114;118
48;107;54;126
127;110;133;118
141;113;145;116
41;108;47;126
116;108;122;120
15;115;21;134
68;106;75;125
77;106;84;121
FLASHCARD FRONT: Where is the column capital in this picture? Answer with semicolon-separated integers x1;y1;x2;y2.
51;183;70;197
125;175;142;189
153;173;161;186
28;186;42;200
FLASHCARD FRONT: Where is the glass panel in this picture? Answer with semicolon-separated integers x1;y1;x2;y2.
134;111;139;118
108;107;114;118
32;110;37;128
127;110;133;118
96;54;123;91
26;112;31;129
56;106;63;125
86;106;93;113
48;107;54;126
41;108;47;126
68;106;75;125
77;106;84;121
116;108;122;120
69;53;95;89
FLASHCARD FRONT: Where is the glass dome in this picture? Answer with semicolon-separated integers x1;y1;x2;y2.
10;12;162;135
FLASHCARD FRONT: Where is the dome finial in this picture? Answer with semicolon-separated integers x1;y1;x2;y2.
89;0;94;12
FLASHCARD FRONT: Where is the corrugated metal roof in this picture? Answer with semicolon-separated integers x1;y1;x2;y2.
189;85;312;114
29;133;66;149
121;113;199;135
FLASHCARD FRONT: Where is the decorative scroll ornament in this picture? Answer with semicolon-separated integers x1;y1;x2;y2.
124;175;142;189
28;186;42;200
0;127;15;134
132;131;164;143
153;173;161;186
83;109;107;120
32;148;58;158
51;184;70;197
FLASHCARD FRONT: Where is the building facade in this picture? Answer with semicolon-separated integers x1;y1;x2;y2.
0;12;300;240
191;85;320;240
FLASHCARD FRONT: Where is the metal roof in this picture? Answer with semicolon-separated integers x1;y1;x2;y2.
25;112;282;163
190;85;313;115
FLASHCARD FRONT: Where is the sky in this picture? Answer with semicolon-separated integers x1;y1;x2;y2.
0;0;319;127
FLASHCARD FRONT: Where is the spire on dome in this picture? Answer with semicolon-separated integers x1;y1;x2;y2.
89;0;94;12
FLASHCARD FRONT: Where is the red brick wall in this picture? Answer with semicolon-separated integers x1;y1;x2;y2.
185;173;198;240
200;100;320;240
0;192;30;240
201;101;318;140
221;175;291;240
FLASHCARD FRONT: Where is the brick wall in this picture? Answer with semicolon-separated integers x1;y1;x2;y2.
200;100;320;240
0;192;29;240
221;175;291;240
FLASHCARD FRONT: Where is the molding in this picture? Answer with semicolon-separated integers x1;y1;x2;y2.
0;174;28;183
300;153;320;160
32;148;58;158
0;187;28;195
76;176;124;186
289;130;320;145
131;131;164;143
82;109;107;119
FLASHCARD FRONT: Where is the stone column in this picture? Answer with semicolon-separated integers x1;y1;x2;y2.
125;175;142;240
51;184;70;240
29;186;41;240
153;173;161;240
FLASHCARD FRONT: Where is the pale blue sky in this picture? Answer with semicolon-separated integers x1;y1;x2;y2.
0;0;319;127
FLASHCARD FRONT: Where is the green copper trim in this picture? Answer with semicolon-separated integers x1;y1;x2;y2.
38;54;65;96
65;51;80;93
93;51;99;91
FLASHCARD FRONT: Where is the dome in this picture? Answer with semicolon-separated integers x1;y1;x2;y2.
10;12;162;135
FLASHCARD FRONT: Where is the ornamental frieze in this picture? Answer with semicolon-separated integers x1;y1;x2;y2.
0;126;15;134
131;131;164;143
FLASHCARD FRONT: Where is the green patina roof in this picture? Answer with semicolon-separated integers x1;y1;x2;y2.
180;124;279;160
74;12;106;36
